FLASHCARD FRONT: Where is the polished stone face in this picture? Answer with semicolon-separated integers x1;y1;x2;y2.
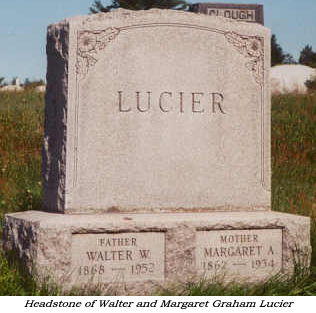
44;9;271;213
196;228;282;282
71;232;165;284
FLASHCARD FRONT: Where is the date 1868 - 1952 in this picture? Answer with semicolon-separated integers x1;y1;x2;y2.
78;263;155;276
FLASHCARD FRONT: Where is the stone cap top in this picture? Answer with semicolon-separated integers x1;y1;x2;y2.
48;8;269;34
5;211;310;230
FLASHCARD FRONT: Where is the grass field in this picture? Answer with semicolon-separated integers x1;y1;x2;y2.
0;91;315;295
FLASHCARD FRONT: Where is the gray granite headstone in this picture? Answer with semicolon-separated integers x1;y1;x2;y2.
3;9;310;294
43;8;270;214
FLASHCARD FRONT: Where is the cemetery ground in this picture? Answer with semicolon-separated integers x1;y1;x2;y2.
0;90;315;296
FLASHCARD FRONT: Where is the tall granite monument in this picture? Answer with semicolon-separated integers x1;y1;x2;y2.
3;9;311;295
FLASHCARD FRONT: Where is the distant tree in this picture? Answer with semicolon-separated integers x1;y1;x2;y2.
11;77;18;85
271;34;284;66
90;0;111;13
0;77;5;86
89;0;189;13
23;78;45;90
24;78;31;86
299;45;316;67
283;53;297;64
305;76;316;93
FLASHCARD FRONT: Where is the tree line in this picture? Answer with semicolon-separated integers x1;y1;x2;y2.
271;35;316;67
0;77;44;89
89;0;189;12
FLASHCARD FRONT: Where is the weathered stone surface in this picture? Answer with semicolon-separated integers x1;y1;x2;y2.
3;211;311;294
44;9;271;214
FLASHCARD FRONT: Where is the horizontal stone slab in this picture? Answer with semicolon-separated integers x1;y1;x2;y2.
3;211;310;295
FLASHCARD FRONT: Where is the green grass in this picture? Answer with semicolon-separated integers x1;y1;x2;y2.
158;268;316;296
0;91;43;217
271;94;316;267
0;91;315;295
0;250;61;296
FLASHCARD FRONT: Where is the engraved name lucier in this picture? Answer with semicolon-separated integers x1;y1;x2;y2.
78;236;156;277
117;91;225;114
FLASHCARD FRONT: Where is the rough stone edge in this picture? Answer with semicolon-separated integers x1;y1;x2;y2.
2;214;39;274
43;21;69;213
3;211;311;295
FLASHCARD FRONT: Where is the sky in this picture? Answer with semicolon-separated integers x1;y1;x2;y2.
0;0;316;83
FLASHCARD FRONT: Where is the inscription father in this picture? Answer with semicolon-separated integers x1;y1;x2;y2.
71;232;165;284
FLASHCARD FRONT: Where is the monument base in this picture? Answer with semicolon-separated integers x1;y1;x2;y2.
3;211;311;295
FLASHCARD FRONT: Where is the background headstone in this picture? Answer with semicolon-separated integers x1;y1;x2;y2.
191;2;264;25
271;64;316;94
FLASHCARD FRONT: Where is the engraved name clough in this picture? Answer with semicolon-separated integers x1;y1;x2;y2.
117;91;226;114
